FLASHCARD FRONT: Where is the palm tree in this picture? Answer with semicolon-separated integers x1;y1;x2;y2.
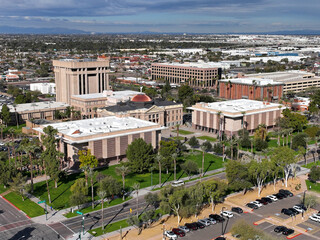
24;142;40;193
98;190;107;230
13;103;19;128
252;80;257;100
88;168;96;209
0;124;5;140
42;158;52;204
132;183;140;216
217;111;223;141
155;154;163;186
172;153;178;181
241;111;246;135
115;165;130;200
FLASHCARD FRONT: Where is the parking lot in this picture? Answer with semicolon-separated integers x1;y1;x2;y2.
178;192;320;240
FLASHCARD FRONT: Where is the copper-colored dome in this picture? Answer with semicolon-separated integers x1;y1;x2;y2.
131;94;152;102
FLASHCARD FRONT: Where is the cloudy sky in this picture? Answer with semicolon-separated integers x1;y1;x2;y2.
0;0;319;33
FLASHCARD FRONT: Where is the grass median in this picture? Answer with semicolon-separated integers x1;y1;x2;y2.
88;219;129;237
4;192;44;218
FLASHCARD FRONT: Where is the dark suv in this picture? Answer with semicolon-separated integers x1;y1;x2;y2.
283;228;294;235
274;226;287;233
209;214;225;222
279;189;293;197
194;222;205;229
231;207;243;214
185;223;198;231
261;197;273;203
281;208;295;216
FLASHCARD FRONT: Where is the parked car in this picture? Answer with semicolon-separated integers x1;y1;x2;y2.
220;211;234;218
209;214;225;222
261;197;273;203
164;231;177;239
171;180;184;187
172;228;185;237
267;195;278;202
274;193;284;200
204;217;216;225
279;189;293;197
277;192;287;198
178;226;190;233
274;226;287;233
231;207;243;214
281;208;295;216
250;201;262;207
194;222;205;229
309;214;320;222
185;223;198;231
246;203;259;209
198;219;211;226
293;205;304;213
288;208;300;215
255;199;268;205
215;237;226;240
295;204;307;211
282;228;294;236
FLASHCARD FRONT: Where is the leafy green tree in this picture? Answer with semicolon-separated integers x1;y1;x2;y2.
280;109;308;131
78;149;98;186
204;180;227;212
271;147;297;187
309;166;320;183
292;133;307;150
99;176;121;201
1;104;11;126
159;140;177;174
144;192;159;209
9;172;27;201
178;85;193;104
254;138;268;151
181;160;198;179
248;158;270;196
0;159;15;188
302;194;319;210
126;138;154;173
188;136;199;152
226;160;252;191
143;87;158;98
189;183;204;217
231;220;275;240
140;209;155;228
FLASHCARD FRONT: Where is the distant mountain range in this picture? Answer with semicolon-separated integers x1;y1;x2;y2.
0;25;319;35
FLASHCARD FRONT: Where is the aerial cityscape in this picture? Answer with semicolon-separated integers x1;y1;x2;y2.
0;1;320;240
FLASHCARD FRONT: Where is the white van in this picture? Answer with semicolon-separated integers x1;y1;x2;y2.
171;180;184;187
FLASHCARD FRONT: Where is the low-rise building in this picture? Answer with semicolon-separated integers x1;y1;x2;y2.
246;71;320;93
292;97;310;111
98;94;183;127
7;101;69;123
219;78;283;101
33;116;166;166
70;90;140;118
30;83;56;94
188;99;284;136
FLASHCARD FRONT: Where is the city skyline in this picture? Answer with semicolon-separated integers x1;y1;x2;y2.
0;0;320;33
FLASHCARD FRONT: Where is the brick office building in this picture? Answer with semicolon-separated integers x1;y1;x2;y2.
188;99;284;136
151;62;222;88
219;78;284;101
33;116;166;167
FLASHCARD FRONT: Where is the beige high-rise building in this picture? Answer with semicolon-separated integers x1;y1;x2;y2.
53;58;110;104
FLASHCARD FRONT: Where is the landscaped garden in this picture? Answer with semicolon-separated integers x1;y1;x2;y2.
172;129;194;135
197;136;217;142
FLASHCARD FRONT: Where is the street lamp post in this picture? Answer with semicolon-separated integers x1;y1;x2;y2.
302;190;307;218
82;216;85;235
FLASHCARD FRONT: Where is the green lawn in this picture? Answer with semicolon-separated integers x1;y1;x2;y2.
170;136;185;141
172;130;194;135
3;124;26;135
0;184;7;194
197;136;217;142
88;219;129;236
64;197;132;218
33;151;224;210
302;161;320;169
306;180;320;193
4;192;44;218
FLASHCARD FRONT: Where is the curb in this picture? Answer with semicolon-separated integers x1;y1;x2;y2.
1;195;31;219
286;233;302;239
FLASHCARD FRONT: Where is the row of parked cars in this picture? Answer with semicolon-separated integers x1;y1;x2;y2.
164;208;244;239
245;189;293;209
274;226;295;236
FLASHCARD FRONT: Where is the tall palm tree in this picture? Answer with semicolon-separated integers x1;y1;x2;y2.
115;165;130;200
98;190;107;230
172;153;178;181
241;111;246;135
132;183;140;216
24;142;40;193
0;124;5;140
88;168;96;209
217;111;222;141
42;158;52;204
13;103;19;128
155;154;163;186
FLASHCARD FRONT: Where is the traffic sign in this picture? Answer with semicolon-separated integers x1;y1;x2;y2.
130;208;132;214
76;211;83;215
38;200;46;204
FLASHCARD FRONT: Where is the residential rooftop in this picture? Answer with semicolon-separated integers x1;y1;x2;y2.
219;78;283;86
36;116;161;139
7;101;69;112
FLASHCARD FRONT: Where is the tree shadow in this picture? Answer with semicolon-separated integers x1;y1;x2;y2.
204;160;214;175
161;173;173;187
8;226;35;240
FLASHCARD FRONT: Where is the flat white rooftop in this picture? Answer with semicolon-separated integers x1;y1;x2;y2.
219;78;282;86
247;71;316;83
154;62;222;69
71;90;139;100
38;116;160;138
7;101;69;112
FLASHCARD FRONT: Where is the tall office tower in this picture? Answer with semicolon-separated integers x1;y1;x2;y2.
53;58;110;104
